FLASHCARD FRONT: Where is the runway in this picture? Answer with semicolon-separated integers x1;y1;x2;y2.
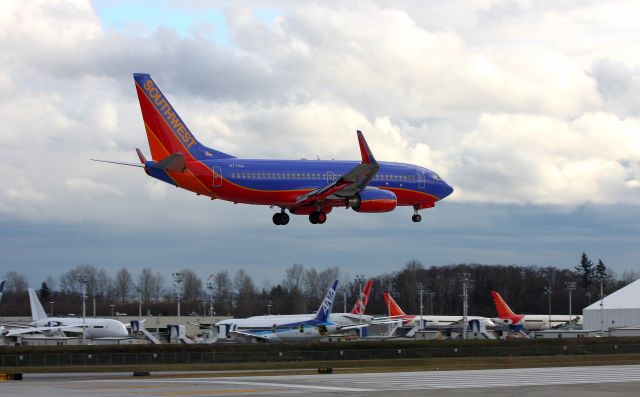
3;364;640;396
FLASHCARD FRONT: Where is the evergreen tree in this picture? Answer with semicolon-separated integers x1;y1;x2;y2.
37;281;51;302
575;252;595;290
595;259;609;284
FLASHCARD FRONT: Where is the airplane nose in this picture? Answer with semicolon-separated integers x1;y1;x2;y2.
440;181;454;199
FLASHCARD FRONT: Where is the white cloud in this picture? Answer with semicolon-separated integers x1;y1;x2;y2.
65;177;123;197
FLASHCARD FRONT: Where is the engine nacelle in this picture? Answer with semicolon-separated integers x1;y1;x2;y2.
348;189;397;213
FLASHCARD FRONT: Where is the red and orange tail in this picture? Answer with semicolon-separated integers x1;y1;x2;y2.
383;292;407;317
133;73;234;161
490;291;518;319
350;279;373;314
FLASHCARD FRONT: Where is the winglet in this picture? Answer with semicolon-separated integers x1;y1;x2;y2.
357;130;377;165
136;148;147;164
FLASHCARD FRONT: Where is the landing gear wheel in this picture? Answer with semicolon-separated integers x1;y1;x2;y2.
412;214;422;223
317;212;327;224
273;211;290;225
309;211;327;224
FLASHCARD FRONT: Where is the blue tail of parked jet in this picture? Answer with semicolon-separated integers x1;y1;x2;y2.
313;278;340;323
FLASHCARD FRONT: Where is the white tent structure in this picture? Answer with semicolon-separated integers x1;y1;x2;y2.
583;278;640;332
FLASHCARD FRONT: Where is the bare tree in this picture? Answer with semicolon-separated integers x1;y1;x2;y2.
137;268;156;303
283;263;304;293
152;272;165;302
3;271;28;293
180;269;202;304
213;270;231;314
114;267;133;303
303;268;321;310
233;269;257;316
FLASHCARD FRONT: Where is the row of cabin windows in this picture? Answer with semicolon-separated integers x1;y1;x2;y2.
229;172;418;181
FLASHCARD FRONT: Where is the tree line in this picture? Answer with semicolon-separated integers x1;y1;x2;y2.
1;253;637;318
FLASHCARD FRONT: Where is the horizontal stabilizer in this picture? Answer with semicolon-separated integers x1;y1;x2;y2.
152;153;186;172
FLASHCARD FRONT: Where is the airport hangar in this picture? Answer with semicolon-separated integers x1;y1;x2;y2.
583;278;640;332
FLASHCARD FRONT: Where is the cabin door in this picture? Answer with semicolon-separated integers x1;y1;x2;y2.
212;166;222;187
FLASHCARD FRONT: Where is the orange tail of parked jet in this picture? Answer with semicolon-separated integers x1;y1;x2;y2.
490;291;525;324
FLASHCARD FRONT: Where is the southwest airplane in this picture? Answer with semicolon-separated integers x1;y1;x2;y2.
490;291;581;331
95;74;453;224
216;279;365;342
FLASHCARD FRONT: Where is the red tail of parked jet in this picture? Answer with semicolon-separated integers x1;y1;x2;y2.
350;279;373;315
94;74;454;225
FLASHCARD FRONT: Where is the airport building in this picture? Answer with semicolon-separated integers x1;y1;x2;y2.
583;278;640;331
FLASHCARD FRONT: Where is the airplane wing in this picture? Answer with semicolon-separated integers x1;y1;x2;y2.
2;325;82;337
230;330;271;340
337;323;370;331
294;131;379;207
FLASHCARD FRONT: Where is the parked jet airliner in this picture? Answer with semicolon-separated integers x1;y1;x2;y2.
94;74;453;224
490;291;581;331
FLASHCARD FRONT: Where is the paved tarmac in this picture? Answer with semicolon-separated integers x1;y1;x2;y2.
2;364;640;396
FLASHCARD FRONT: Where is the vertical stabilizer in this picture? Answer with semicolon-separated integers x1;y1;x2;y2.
28;288;48;322
383;292;407;317
490;291;518;318
314;278;340;323
350;279;373;314
0;279;5;303
133;73;235;161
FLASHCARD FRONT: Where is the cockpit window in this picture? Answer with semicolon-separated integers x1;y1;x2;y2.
432;173;441;181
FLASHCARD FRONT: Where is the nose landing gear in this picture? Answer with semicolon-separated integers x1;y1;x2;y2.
272;210;290;225
412;206;422;223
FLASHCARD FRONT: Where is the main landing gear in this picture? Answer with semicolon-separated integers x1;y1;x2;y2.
309;211;327;224
272;210;290;225
412;206;422;223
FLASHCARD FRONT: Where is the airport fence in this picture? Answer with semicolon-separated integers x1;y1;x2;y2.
2;343;640;367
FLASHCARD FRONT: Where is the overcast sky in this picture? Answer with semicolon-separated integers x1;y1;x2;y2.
1;0;639;287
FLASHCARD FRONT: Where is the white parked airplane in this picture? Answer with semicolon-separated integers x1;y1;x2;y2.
2;289;129;338
247;279;375;327
216;279;365;342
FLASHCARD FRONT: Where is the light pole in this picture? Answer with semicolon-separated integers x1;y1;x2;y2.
110;304;115;317
544;286;552;328
565;281;576;329
137;288;142;318
267;301;272;315
599;277;605;336
49;301;54;317
173;272;184;326
417;283;424;330
207;278;215;331
586;292;592;306
426;290;435;316
459;273;472;339
77;274;89;345
355;274;366;325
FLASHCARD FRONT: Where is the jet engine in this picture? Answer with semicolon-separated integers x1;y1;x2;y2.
346;188;397;213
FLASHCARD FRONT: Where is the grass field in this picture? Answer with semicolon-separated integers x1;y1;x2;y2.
3;353;640;375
